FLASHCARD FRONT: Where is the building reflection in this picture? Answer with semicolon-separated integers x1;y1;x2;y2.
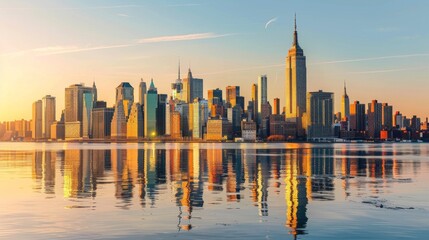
22;143;423;236
284;149;309;238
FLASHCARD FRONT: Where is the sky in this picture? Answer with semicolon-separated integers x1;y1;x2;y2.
0;0;428;121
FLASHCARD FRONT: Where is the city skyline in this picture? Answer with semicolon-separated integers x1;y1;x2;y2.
1;0;429;121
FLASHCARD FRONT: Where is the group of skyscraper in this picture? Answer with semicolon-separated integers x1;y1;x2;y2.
1;16;427;142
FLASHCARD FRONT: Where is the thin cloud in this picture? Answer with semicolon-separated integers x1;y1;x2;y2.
166;3;201;7
311;53;429;65
0;5;141;10
137;33;234;43
265;17;278;29
1;32;234;57
348;66;428;75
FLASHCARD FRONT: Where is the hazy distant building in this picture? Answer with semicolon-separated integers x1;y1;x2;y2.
50;121;65;140
144;79;158;138
306;91;334;139
411;115;421;131
341;82;350;120
285;16;307;134
350;101;366;132
367;100;382;139
42;95;56;139
32;100;43;140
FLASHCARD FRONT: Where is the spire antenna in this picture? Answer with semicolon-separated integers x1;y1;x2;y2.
178;58;181;80
294;13;297;31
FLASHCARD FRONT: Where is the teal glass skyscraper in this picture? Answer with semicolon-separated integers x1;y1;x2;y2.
144;79;158;138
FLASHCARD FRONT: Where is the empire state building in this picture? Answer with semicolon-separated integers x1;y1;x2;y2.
285;15;307;121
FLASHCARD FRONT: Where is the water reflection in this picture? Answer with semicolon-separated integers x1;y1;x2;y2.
4;144;423;238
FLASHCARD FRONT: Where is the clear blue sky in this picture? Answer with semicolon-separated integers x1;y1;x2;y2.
0;0;428;121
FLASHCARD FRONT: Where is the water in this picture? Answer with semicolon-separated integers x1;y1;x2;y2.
0;142;428;239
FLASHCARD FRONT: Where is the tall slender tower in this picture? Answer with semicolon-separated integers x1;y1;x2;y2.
285;14;307;121
341;81;350;120
257;75;267;123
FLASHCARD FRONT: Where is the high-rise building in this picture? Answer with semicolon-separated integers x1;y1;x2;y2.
350;101;366;132
111;100;127;139
115;82;134;118
381;103;393;130
64;84;93;139
175;102;189;137
32;100;43;140
92;104;114;139
170;111;182;139
394;111;403;128
251;84;258;122
192;99;209;139
306;91;334;139
226;86;240;108
157;94;168;136
82;92;94;138
285;16;307;134
258;75;268;122
139;79;147;106
144;79;158;138
171;61;183;101
127;103;144;139
182;68;203;103
42;95;56;139
273;98;280;115
165;101;171;136
367;100;382;139
341;82;350;120
208;88;222;112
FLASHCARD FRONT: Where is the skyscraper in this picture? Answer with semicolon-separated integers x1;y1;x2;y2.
92;103;114;139
157;94;168;136
382;103;393;130
32;100;42;140
110;100;127;139
208;88;222;112
226;86;240;108
367;100;382;139
251;84;258;123
258;75;268;123
285;16;307;124
115;82;134;117
144;79;158;138
341;82;350;120
64;84;93;139
139;79;147;106
182;68;203;103
273;98;280;115
394;111;403;128
82;92;94;138
306;91;334;139
350;101;366;132
171;61;183;101
42;95;56;139
127;103;144;139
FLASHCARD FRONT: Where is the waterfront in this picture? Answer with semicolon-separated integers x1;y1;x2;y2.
0;142;428;239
